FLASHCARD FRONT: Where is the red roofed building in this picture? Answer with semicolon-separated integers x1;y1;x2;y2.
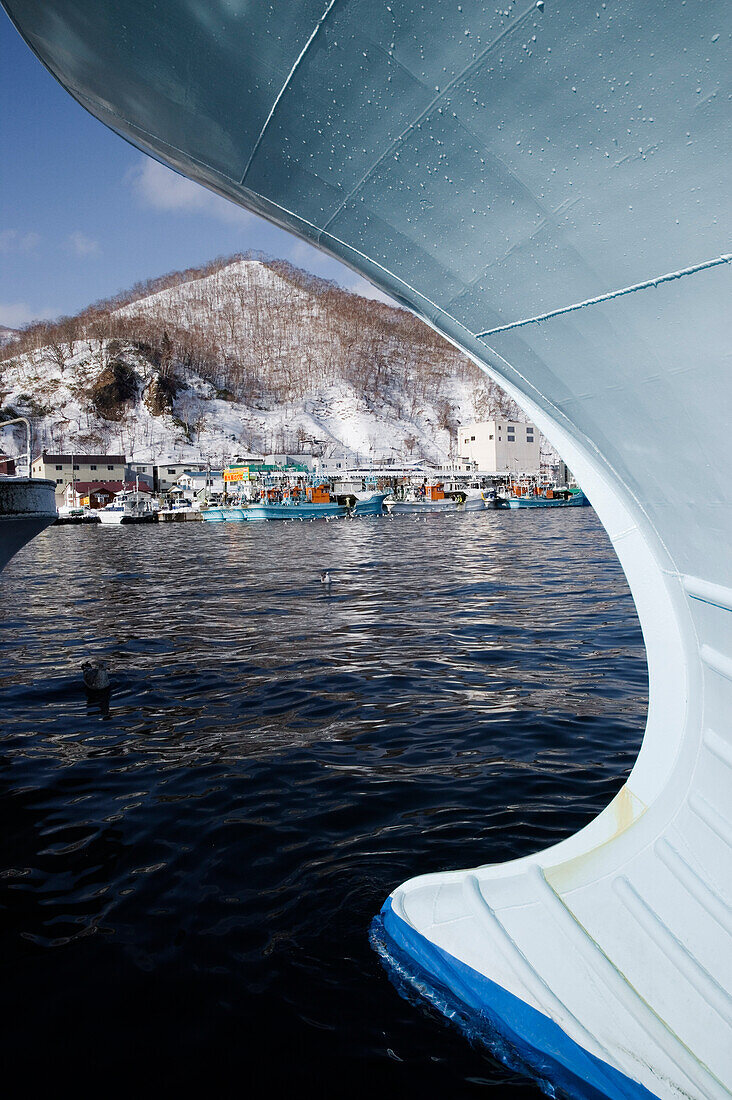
64;479;156;509
65;481;122;508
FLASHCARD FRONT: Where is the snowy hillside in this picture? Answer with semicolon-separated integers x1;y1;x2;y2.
0;255;522;465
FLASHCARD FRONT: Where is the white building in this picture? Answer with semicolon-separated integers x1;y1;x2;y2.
312;446;361;476
233;451;266;466
31;452;127;501
177;470;226;499
264;453;314;471
458;420;540;474
155;461;208;493
128;458;208;493
127;460;155;488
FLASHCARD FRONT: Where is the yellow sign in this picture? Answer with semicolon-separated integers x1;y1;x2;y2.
224;469;244;482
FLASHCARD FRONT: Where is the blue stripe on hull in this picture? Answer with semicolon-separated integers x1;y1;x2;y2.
374;898;658;1100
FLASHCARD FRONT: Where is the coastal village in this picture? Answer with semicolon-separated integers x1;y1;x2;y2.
1;255;584;523
12;415;581;523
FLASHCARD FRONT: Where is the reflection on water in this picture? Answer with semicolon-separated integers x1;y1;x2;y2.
1;511;646;1095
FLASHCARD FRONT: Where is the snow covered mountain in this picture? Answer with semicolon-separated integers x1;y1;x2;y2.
0;255;523;465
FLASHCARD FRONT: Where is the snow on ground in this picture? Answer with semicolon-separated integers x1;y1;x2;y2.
1;343;483;465
0;258;527;465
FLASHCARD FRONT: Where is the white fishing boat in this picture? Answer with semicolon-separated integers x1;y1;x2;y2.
8;3;730;1095
384;483;460;515
458;487;488;512
97;490;157;525
55;505;101;525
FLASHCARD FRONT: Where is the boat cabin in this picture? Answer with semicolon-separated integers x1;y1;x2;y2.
507;479;571;501
425;483;445;501
306;484;331;503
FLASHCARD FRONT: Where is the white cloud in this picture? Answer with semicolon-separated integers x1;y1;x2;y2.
347;276;400;307
0;229;41;254
67;232;100;257
0;302;60;327
128;157;252;225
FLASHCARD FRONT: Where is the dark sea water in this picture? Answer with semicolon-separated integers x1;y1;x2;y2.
0;510;647;1096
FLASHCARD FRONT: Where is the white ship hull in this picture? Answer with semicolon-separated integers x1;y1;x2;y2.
5;2;730;1095
98;507;156;524
460;493;487;512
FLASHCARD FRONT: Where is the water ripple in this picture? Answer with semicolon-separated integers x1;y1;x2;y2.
0;511;646;1095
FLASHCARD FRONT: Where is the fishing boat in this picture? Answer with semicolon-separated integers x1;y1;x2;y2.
8;2;729;1095
54;505;101;525
350;490;387;516
245;483;347;521
221;503;248;522
459;487;489;512
496;481;589;509
200;505;226;522
384;482;460;515
97;490;157;524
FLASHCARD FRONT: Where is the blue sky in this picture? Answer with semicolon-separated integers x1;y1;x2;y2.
0;11;390;329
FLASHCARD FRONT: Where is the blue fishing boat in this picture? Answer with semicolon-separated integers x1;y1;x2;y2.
200;507;225;523
245;483;347;521
350;491;387;516
497;491;588;509
245;502;347;520
222;505;248;522
493;481;585;510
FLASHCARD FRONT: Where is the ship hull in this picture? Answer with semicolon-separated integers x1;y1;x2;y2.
5;1;730;1095
351;492;387;516
384;499;459;514
0;477;57;570
97;509;157;524
498;492;588;510
460;494;487;512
